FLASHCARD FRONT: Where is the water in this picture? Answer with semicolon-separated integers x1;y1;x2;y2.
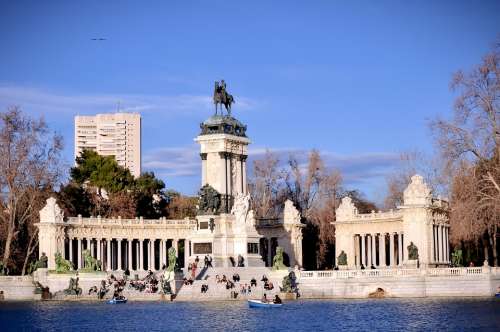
0;298;498;331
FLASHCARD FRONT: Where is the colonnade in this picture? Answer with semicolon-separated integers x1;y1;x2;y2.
65;237;185;271
433;224;450;264
353;232;404;268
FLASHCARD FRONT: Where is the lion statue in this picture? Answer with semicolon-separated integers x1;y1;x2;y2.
55;252;73;273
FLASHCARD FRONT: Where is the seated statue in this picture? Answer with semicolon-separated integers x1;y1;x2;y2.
63;277;82;296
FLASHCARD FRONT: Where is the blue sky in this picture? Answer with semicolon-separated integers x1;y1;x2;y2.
1;1;499;202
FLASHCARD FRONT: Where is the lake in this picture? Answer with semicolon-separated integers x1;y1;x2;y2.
0;298;499;331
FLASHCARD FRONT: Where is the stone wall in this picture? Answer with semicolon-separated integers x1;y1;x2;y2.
297;267;500;298
0;276;36;300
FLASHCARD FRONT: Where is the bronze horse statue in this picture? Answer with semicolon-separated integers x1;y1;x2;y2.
213;80;234;116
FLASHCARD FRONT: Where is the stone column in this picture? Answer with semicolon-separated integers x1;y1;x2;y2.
366;235;372;268
433;225;438;262
139;239;144;271
128;239;133;270
371;234;377;267
200;153;207;186
147;240;152;270
152;239;157;271
360;234;366;268
389;233;395;267
160;239;165;268
242;156;248;194
219;153;228;205
97;238;101;262
106;239;111;271
354;235;359;267
117;239;122;270
398;233;403;266
90;239;94;258
438;225;443;263
445;227;449;263
378;233;386;267
77;238;82;269
69;238;74;266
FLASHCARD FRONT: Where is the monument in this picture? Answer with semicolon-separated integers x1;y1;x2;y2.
189;80;264;267
35;80;304;275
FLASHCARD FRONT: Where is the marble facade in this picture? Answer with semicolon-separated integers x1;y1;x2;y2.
334;175;450;269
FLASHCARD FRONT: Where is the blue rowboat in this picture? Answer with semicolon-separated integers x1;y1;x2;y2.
495;293;500;298
108;297;127;304
248;300;282;308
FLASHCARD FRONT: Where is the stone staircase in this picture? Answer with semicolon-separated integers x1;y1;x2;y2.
174;267;282;301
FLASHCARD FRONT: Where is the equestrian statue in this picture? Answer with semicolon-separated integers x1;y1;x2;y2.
213;79;235;116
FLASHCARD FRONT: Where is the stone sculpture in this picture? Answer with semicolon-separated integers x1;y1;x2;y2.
272;247;287;270
451;248;463;267
407;242;419;260
337;250;347;266
281;271;297;293
80;249;97;272
231;192;250;233
167;247;179;272
197;184;221;215
63;277;82;295
55;252;72;273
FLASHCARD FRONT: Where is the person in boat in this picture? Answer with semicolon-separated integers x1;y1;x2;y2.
273;295;282;304
261;293;268;303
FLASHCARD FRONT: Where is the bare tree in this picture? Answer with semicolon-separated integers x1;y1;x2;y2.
0;108;63;273
384;150;445;209
285;150;343;269
431;42;500;265
248;150;287;218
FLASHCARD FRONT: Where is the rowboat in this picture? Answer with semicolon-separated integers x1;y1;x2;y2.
248;300;282;308
108;297;127;304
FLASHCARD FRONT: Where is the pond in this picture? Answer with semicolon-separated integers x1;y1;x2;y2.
0;298;499;331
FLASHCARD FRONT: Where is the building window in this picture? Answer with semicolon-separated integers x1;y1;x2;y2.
247;243;259;254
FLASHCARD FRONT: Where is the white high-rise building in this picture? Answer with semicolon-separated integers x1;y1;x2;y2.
74;113;141;177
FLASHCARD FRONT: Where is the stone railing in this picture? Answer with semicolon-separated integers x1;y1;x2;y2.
336;210;403;223
298;267;492;279
65;216;196;226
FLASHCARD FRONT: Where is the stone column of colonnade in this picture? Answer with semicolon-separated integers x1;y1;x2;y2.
353;232;405;269
66;236;185;272
433;224;450;265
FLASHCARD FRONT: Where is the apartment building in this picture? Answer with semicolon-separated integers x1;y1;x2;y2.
74;113;141;177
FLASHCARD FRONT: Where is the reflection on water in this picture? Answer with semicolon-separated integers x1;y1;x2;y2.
0;298;499;331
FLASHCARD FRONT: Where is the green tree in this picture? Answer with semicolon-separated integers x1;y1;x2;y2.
71;149;134;193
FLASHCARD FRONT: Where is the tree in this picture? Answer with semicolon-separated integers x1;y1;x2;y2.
71;149;134;194
384;150;445;209
164;190;197;219
249;150;343;269
134;172;168;219
431;42;500;266
248;150;287;218
0;108;63;273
